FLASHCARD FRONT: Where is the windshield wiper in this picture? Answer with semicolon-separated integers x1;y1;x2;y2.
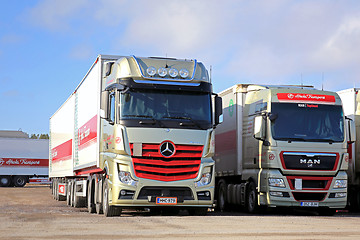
122;115;162;126
275;137;307;143
306;138;336;143
164;116;205;130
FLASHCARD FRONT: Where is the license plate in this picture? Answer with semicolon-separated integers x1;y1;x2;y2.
156;197;177;205
301;202;319;207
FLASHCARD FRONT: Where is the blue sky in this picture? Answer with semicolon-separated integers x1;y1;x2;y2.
1;0;360;135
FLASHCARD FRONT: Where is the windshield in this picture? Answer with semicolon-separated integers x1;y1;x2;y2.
119;89;211;129
270;103;344;142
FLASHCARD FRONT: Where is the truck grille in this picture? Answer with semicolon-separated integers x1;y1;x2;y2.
130;143;203;182
287;176;332;190
280;152;339;171
292;192;327;201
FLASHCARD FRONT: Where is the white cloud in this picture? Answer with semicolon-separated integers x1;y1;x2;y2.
27;0;88;31
69;43;94;60
26;0;360;89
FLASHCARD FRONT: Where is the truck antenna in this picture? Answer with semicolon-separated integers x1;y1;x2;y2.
210;65;212;84
322;72;324;91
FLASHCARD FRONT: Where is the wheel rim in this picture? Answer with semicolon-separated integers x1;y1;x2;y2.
1;177;9;185
16;177;25;185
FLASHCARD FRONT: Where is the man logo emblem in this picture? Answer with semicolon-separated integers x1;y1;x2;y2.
160;141;176;158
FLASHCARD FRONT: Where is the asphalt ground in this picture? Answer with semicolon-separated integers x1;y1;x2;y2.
1;185;360;240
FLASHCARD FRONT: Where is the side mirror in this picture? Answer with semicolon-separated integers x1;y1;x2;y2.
214;95;223;126
254;115;265;140
347;118;356;143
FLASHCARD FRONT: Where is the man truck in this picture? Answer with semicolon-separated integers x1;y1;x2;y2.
50;55;222;217
214;84;354;215
0;130;49;187
337;88;360;210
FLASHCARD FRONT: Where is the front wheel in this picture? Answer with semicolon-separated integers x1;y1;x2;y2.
217;180;227;212
102;178;121;217
246;181;259;214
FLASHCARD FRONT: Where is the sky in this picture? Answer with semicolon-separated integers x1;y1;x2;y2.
1;0;360;135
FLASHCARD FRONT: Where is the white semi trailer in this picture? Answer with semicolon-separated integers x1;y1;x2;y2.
50;55;222;217
337;88;360;210
214;84;354;215
0;131;49;187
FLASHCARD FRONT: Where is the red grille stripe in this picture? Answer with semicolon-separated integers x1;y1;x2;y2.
134;165;199;174
133;158;200;166
136;172;199;182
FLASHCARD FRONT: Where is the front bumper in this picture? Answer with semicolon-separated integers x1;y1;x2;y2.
259;169;347;209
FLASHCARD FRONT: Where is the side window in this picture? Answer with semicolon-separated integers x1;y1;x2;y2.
109;92;115;124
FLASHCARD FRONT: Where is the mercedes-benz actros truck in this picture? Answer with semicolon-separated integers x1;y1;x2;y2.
50;55;222;217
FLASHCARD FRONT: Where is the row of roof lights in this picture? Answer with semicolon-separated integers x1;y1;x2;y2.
146;66;189;78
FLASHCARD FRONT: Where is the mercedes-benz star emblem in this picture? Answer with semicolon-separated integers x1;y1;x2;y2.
159;141;176;158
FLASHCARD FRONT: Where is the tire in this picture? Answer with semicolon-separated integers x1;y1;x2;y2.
217;180;227;212
188;207;208;216
103;178;121;217
0;176;11;187
96;177;103;215
13;176;27;187
246;181;259;214
87;178;96;213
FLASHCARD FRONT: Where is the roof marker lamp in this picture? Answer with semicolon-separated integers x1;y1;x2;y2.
169;68;178;78
146;66;156;77
179;68;189;78
158;67;167;77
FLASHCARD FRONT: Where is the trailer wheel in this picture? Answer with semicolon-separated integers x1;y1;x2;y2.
0;176;11;187
103;178;121;217
217;180;227;212
13;176;27;187
87;178;96;213
246;181;259;213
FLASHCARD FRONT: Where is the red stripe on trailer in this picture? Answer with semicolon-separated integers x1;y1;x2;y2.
0;158;48;167
277;93;336;104
75;166;104;176
52;139;72;162
78;115;97;151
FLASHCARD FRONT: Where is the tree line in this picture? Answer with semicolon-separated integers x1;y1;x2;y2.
30;134;49;139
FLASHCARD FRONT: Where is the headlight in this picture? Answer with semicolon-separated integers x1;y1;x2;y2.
146;66;156;76
119;171;137;186
169;68;178;78
334;180;347;188
179;68;189;78
195;173;212;187
268;178;285;188
158;67;167;77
